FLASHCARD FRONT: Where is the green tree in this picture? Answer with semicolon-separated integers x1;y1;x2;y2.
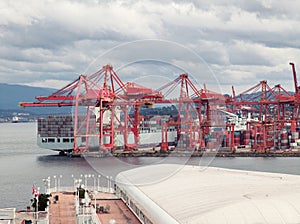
78;187;85;199
31;193;51;211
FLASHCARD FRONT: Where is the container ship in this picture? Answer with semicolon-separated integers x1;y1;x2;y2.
37;115;74;151
37;114;178;154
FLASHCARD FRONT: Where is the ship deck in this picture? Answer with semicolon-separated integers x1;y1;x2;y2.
48;191;141;224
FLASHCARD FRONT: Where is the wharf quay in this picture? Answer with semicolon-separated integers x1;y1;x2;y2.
80;149;300;158
113;151;300;157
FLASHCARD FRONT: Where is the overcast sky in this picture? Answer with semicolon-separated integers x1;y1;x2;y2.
1;0;300;94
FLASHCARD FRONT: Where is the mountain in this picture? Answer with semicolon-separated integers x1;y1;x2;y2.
0;83;70;115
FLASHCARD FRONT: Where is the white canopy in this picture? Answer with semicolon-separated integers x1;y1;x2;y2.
116;164;300;224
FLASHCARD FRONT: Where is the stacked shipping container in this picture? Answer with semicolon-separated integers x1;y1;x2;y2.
38;116;73;137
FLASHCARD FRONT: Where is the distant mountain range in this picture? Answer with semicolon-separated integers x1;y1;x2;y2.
0;83;70;115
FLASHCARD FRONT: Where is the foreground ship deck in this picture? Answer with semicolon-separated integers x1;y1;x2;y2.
6;191;141;224
48;191;141;224
3;165;300;223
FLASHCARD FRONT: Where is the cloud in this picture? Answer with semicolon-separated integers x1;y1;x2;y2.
22;79;72;89
227;41;272;66
0;0;300;95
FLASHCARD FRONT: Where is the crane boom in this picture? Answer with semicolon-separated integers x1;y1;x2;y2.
290;62;298;94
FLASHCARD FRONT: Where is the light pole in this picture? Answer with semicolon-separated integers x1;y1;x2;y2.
74;179;77;191
88;174;91;190
84;174;87;190
58;175;62;191
72;175;78;190
36;187;40;220
97;175;101;192
111;176;114;193
74;179;79;215
77;179;83;211
47;176;50;194
71;174;75;189
42;179;47;193
110;176;113;193
106;176;109;192
92;174;96;191
53;175;57;192
94;190;97;213
43;177;50;194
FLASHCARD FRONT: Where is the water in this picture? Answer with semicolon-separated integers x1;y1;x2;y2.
0;123;300;210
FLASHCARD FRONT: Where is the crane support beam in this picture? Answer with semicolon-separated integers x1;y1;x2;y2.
20;102;73;107
35;95;74;101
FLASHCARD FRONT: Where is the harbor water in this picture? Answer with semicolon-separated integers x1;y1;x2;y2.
1;122;300;210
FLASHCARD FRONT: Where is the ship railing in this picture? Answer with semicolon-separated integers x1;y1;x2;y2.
42;178;116;224
74;188;101;224
85;192;101;224
36;211;49;224
46;185;114;223
91;211;101;224
47;186;115;194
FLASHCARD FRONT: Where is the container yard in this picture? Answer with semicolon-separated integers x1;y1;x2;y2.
20;63;300;156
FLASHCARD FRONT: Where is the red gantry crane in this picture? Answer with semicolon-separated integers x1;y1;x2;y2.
20;65;163;154
20;62;300;155
226;63;300;152
155;73;226;151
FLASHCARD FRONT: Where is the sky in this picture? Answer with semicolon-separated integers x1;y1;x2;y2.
1;0;300;94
